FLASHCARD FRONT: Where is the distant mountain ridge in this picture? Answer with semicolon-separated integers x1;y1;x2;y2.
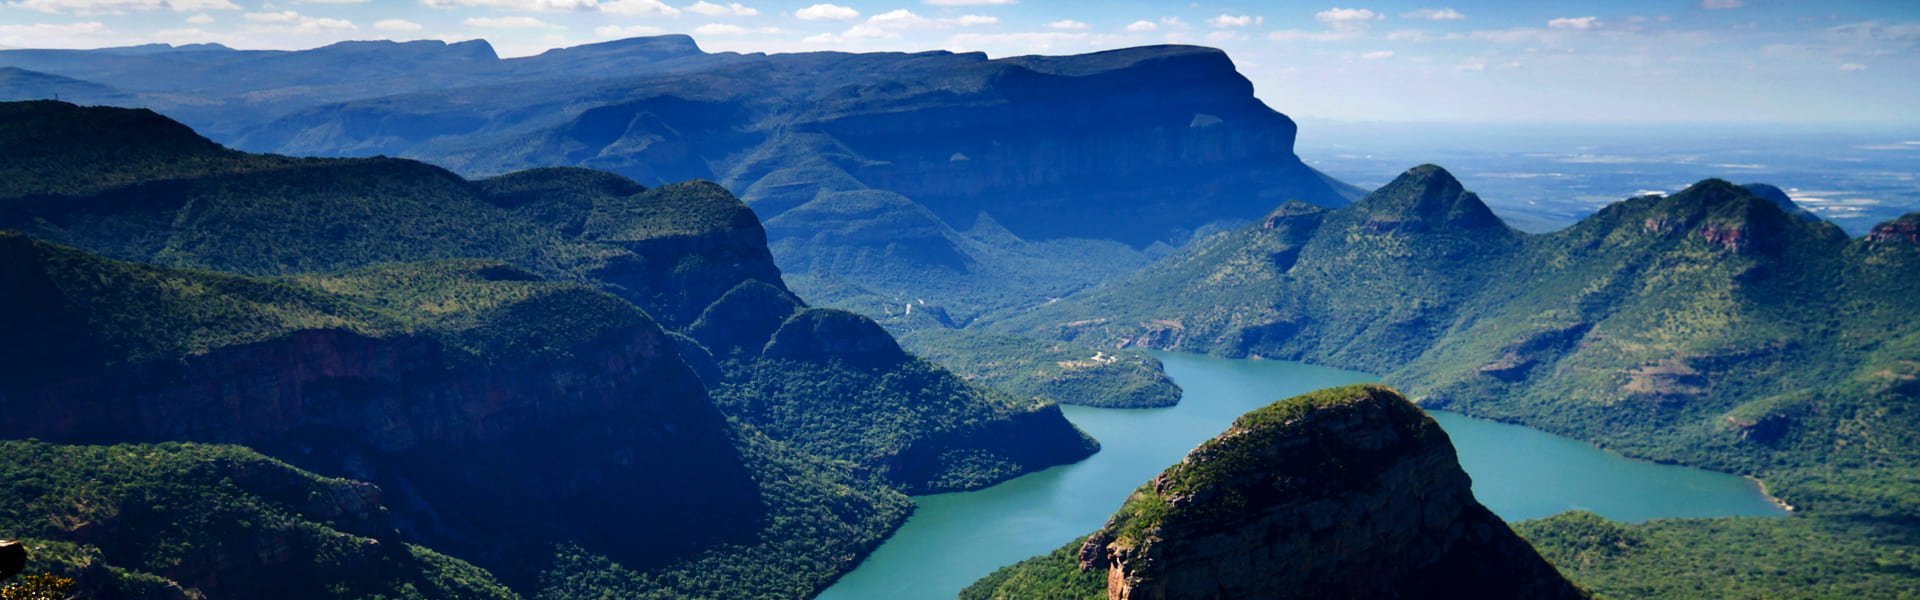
0;37;1358;330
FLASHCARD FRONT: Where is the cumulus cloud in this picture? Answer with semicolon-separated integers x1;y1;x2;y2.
1047;19;1088;31
1401;8;1463;21
1123;20;1155;32
808;8;997;42
464;15;561;28
298;0;370;5
1315;8;1379;31
420;0;596;11
1455;61;1486;71
1207;13;1261;28
12;0;236;15
374;18;422;31
924;0;1014;5
686;1;755;16
1360;50;1394;59
185;12;213;23
794;2;857;20
601;0;679;16
0;21;113;47
244;10;356;31
1839;62;1868;72
1547;16;1599;30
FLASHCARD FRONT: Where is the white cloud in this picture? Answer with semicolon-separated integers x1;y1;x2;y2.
1699;0;1741;8
1547;16;1599;30
601;0;679;16
0;21;112;47
1205;30;1241;43
374;18;422;31
298;0;370;4
953;14;995;26
1124;20;1155;32
924;0;1014;5
244;10;298;22
13;0;236;15
686;1;754;16
1839;62;1868;72
1207;13;1261;28
794;2;856;20
866;8;925;28
420;0;597;11
1401;8;1463;21
185;12;213;23
1360;50;1394;59
243;11;356;32
1047;19;1088;31
1455;61;1486;71
1315;8;1378;31
464;15;561;28
596;23;663;36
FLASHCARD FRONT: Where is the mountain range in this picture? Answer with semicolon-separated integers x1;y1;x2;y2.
0;37;1357;328
994;163;1920;597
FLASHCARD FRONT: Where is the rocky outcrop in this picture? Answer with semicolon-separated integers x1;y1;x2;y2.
1076;385;1581;600
1868;213;1920;247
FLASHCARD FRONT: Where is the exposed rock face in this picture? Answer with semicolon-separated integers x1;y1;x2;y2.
1077;385;1581;600
1868;213;1920;247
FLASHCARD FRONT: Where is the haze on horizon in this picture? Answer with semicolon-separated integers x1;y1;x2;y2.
1;0;1915;124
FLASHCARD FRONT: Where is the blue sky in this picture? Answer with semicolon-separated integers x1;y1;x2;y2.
2;0;1916;123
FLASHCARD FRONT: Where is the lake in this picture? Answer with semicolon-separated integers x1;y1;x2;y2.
818;352;1787;599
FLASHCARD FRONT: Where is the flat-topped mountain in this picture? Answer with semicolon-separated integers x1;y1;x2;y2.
964;385;1582;599
0;38;1359;328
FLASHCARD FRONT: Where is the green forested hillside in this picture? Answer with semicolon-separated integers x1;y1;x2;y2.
0;100;1095;599
999;164;1920;596
0;440;517;600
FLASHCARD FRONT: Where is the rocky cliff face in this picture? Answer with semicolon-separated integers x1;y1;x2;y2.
1077;385;1580;600
1868;213;1920;247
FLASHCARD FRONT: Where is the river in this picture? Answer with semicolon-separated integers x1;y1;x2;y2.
818;352;1786;599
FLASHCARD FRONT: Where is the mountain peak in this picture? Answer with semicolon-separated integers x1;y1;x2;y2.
1074;384;1581;599
1354;164;1506;232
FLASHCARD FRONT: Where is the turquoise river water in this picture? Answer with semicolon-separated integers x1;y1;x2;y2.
818;352;1786;599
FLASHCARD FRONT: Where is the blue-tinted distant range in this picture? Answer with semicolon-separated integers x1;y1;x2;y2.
0;1;1916;124
1299;121;1920;233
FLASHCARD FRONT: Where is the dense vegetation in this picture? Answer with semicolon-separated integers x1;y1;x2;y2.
897;328;1181;408
1001;164;1920;597
958;537;1105;600
1519;511;1920;599
0;441;515;600
0;100;1097;599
